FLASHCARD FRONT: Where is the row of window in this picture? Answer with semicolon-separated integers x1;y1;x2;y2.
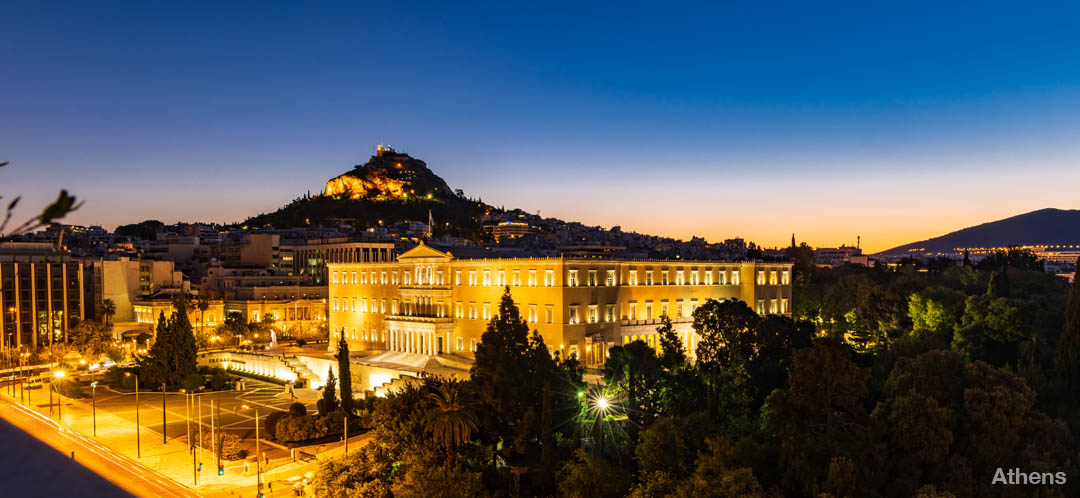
331;327;480;352
756;298;790;315
330;267;790;287
331;297;792;322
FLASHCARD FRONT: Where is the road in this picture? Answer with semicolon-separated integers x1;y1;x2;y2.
0;394;199;498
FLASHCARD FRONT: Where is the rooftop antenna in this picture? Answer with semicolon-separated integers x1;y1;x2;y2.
857;235;860;250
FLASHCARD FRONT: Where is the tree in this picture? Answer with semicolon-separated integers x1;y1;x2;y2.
423;380;478;468
656;314;686;369
675;436;764;498
988;268;1010;299
101;299;117;328
951;294;1038;366
467;287;583;485
219;311;246;345
764;339;880;495
140;304;197;386
182;373;203;392
907;286;967;345
195;296;210;339
873;349;1072;498
319;366;339;416
1055;256;1080;388
336;334;353;414
392;454;488;498
557;449;631;498
69;319;114;358
603;340;662;434
693;298;761;373
312;444;394;498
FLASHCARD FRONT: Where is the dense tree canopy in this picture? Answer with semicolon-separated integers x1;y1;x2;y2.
311;257;1079;497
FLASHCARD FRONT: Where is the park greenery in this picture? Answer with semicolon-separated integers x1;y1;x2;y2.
312;252;1080;497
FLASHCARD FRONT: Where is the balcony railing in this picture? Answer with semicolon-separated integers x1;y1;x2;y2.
620;317;694;327
385;315;454;323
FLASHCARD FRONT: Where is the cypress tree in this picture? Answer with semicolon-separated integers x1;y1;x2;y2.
170;298;198;385
1055;257;1080;386
319;366;338;415
142;311;172;385
988;268;1010;298
336;334;353;414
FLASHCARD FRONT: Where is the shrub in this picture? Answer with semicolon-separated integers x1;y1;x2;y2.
182;373;204;392
316;398;333;417
103;367;123;385
317;410;346;437
210;372;227;390
275;414;319;442
52;379;84;399
265;410;286;440
121;372;137;390
289;402;307;417
200;431;248;461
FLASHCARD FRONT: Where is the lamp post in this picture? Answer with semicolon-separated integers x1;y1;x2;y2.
127;372;140;459
255;408;262;497
91;381;98;437
162;382;167;444
52;370;65;419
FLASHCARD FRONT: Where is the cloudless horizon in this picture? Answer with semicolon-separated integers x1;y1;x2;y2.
4;1;1080;252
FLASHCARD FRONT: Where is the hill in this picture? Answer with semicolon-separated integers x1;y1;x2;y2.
244;147;495;239
876;208;1080;257
324;145;455;200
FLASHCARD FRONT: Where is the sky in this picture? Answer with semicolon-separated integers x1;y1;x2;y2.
3;1;1080;253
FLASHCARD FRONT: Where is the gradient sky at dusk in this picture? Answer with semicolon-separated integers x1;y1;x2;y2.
4;1;1080;252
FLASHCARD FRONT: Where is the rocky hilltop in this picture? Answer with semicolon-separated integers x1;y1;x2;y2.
325;145;455;200
245;146;490;239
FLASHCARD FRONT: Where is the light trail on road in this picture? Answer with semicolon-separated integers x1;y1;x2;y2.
0;395;199;498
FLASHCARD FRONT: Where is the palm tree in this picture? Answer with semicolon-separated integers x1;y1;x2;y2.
196;297;210;341
102;299;117;328
424;380;479;469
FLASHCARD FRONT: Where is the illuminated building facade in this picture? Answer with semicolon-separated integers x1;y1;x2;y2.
491;221;532;241
279;239;395;285
0;243;85;351
328;242;792;366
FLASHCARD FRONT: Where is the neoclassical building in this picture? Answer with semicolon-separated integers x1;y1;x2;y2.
328;243;792;367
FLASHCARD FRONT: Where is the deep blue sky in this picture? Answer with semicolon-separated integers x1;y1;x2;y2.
4;1;1080;251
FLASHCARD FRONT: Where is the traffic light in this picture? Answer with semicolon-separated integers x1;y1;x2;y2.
218;466;224;476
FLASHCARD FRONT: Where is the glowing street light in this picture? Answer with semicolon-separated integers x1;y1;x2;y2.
594;395;609;411
52;370;66;420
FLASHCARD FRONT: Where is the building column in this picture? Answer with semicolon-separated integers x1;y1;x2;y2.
14;264;21;349
30;263;37;350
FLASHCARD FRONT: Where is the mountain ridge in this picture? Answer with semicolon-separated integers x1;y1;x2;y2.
875;208;1080;256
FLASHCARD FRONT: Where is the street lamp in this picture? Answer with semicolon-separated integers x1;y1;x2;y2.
162;383;167;444
594;395;609;411
91;381;98;437
52;370;66;420
126;372;140;458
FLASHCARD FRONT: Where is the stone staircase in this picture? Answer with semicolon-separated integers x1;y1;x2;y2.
370;373;420;398
282;355;322;389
